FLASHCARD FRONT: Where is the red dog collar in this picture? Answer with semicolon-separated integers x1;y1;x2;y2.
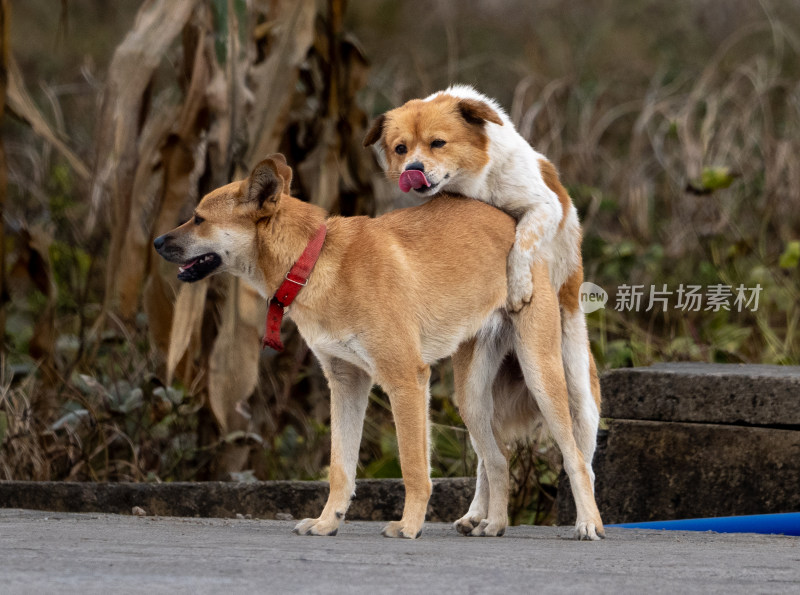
262;224;327;351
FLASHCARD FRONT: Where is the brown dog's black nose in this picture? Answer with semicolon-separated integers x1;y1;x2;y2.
404;161;425;172
153;234;169;252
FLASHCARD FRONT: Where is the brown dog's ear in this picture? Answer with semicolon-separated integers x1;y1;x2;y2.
264;153;293;191
458;98;503;126
363;113;387;147
247;155;292;210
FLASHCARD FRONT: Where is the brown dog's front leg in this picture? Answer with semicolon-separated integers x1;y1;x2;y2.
294;357;372;537
380;364;432;539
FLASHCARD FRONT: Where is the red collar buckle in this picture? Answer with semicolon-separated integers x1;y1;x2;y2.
262;224;327;351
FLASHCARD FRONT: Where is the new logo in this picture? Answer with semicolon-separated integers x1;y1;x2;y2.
579;282;608;313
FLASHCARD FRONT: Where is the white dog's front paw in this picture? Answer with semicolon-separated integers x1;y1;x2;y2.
574;519;605;541
507;251;534;312
293;516;340;536
507;274;533;312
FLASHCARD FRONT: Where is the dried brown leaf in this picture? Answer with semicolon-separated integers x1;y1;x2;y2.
207;277;264;434
166;280;208;386
142;257;179;358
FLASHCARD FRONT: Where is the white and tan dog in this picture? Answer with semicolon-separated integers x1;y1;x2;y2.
364;85;602;537
154;154;604;540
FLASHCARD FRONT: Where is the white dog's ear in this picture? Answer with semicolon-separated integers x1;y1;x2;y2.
246;154;292;214
458;99;503;126
363;113;387;147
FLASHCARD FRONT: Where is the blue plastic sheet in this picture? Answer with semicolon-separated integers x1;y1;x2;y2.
609;512;800;536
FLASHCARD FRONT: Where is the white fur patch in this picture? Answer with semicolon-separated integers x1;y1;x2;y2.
305;332;376;376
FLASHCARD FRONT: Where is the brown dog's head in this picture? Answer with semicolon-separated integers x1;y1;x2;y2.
364;88;503;197
153;154;293;283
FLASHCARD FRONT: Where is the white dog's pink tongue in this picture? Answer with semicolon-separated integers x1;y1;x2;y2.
398;169;430;193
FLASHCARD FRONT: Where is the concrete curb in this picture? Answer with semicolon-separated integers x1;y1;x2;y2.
0;478;475;521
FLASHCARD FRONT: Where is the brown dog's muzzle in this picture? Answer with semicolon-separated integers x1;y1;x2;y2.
153;233;183;262
153;232;222;283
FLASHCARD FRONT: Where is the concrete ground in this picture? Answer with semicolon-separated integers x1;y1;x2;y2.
1;509;798;594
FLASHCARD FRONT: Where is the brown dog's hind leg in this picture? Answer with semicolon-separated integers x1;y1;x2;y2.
294;356;372;537
514;262;605;541
559;266;602;490
379;362;433;539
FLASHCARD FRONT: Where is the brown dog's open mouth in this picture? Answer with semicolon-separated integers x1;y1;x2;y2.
177;252;221;282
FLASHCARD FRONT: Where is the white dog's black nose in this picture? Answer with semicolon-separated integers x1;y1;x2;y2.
404;161;425;172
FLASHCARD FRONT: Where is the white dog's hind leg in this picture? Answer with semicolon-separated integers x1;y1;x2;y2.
294;356;372;537
454;445;489;534
452;335;511;537
561;308;601;489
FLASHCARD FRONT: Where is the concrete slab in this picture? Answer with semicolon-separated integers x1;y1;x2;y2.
601;363;800;425
0;509;798;594
559;420;800;524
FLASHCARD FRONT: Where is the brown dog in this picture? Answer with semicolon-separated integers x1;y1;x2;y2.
154;154;604;540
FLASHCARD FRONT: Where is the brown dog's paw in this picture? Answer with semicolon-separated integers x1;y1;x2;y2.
574;519;605;541
381;520;422;539
293;517;340;536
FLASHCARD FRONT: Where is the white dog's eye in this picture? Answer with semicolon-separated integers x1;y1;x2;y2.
431;139;446;148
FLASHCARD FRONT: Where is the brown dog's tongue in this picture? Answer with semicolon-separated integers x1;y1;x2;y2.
398;169;431;193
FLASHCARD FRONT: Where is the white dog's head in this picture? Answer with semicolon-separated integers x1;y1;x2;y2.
364;90;504;197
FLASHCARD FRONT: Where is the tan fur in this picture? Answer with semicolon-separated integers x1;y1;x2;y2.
154;155;604;540
558;264;584;315
538;158;572;230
